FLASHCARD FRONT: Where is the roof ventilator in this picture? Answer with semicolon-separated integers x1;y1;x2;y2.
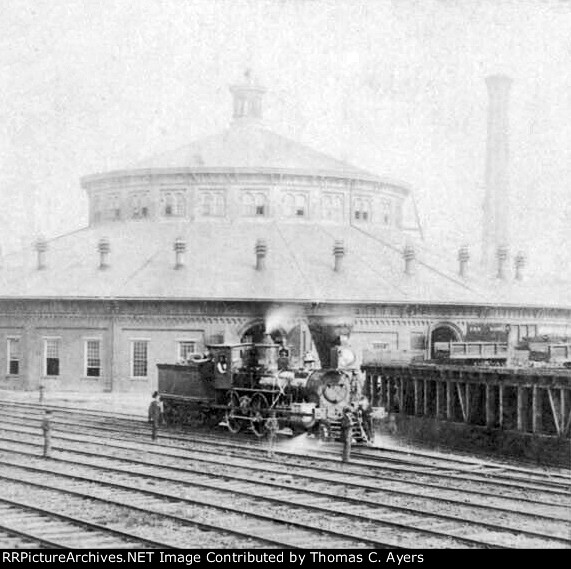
174;237;186;270
496;245;509;280
255;239;267;271
35;237;48;270
98;238;110;270
403;243;415;275
514;251;526;281
458;245;470;278
333;240;345;272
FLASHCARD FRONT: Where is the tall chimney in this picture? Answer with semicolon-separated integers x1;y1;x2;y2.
255;239;267;271
482;75;512;274
173;237;186;270
34;237;47;270
458;245;470;278
97;237;110;270
333;240;345;272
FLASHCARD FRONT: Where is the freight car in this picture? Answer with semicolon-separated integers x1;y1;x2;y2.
432;336;571;368
157;336;371;442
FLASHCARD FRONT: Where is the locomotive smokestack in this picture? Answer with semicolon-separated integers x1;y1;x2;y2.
173;237;186;270
458;245;470;278
34;237;47;270
403;243;415;275
482;75;512;274
97;237;110;270
496;245;509;280
255;239;267;271
333;240;345;272
514;251;526;281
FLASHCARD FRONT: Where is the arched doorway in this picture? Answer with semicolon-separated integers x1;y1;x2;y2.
430;323;462;359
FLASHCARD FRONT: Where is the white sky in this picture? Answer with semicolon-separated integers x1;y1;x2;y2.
1;0;570;279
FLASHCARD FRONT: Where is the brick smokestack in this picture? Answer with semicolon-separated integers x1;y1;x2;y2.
482;75;512;274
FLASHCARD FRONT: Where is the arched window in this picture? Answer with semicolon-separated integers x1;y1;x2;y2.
200;191;225;217
242;193;255;216
284;192;307;218
322;193;343;221
242;191;268;217
353;196;371;222
92;196;102;223
130;192;149;219
381;199;392;226
163;192;174;217
175;192;186;216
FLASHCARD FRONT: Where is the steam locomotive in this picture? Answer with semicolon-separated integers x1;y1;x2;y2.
157;336;370;442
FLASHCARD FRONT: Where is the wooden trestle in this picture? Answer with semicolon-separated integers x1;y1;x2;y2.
362;364;571;439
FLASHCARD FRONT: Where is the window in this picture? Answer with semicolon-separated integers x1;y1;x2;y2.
178;341;196;362
372;332;398;351
381;199;392;226
353;197;371;222
130;192;150;219
200;191;225;217
85;340;101;377
131;340;149;378
284;192;308;218
44;338;61;377
410;333;426;350
322;193;343;222
106;193;121;221
92;196;102;223
7;338;20;375
242;191;268;217
161;190;186;218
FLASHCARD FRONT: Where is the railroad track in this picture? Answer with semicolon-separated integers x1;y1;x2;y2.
0;497;175;549
2;406;569;510
4;400;570;493
0;422;569;547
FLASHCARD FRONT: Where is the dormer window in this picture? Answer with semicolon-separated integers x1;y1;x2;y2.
200;191;225;217
381;199;392;226
130;192;150;220
242;191;268;217
353;197;371;223
322;193;343;222
284;192;308;218
161;190;186;218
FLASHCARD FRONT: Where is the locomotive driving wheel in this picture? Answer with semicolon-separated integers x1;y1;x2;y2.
250;393;269;438
225;391;242;434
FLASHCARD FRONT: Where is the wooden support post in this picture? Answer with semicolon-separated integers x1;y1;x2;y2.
436;381;443;419
446;381;453;420
485;384;494;428
532;385;541;434
517;386;525;432
547;388;561;436
498;384;504;429
414;379;419;416
399;375;404;413
423;379;428;416
465;383;471;423
386;377;392;411
456;382;467;423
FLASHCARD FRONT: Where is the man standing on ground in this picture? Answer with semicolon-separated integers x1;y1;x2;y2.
148;391;162;441
340;407;353;463
41;410;53;458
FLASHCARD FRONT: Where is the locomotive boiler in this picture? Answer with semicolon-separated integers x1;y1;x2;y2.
157;336;370;441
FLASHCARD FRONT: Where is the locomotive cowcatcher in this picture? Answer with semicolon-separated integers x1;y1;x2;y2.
157;334;372;443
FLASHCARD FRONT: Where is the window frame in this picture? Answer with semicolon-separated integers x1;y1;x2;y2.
6;337;21;376
84;338;102;378
43;337;62;377
130;339;150;379
176;340;197;363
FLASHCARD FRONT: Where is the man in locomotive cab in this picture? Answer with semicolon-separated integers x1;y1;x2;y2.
216;354;229;374
277;346;290;371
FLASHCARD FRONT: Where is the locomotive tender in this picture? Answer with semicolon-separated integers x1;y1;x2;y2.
157;335;370;441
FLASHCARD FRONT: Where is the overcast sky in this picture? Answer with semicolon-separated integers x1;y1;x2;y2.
1;0;570;279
